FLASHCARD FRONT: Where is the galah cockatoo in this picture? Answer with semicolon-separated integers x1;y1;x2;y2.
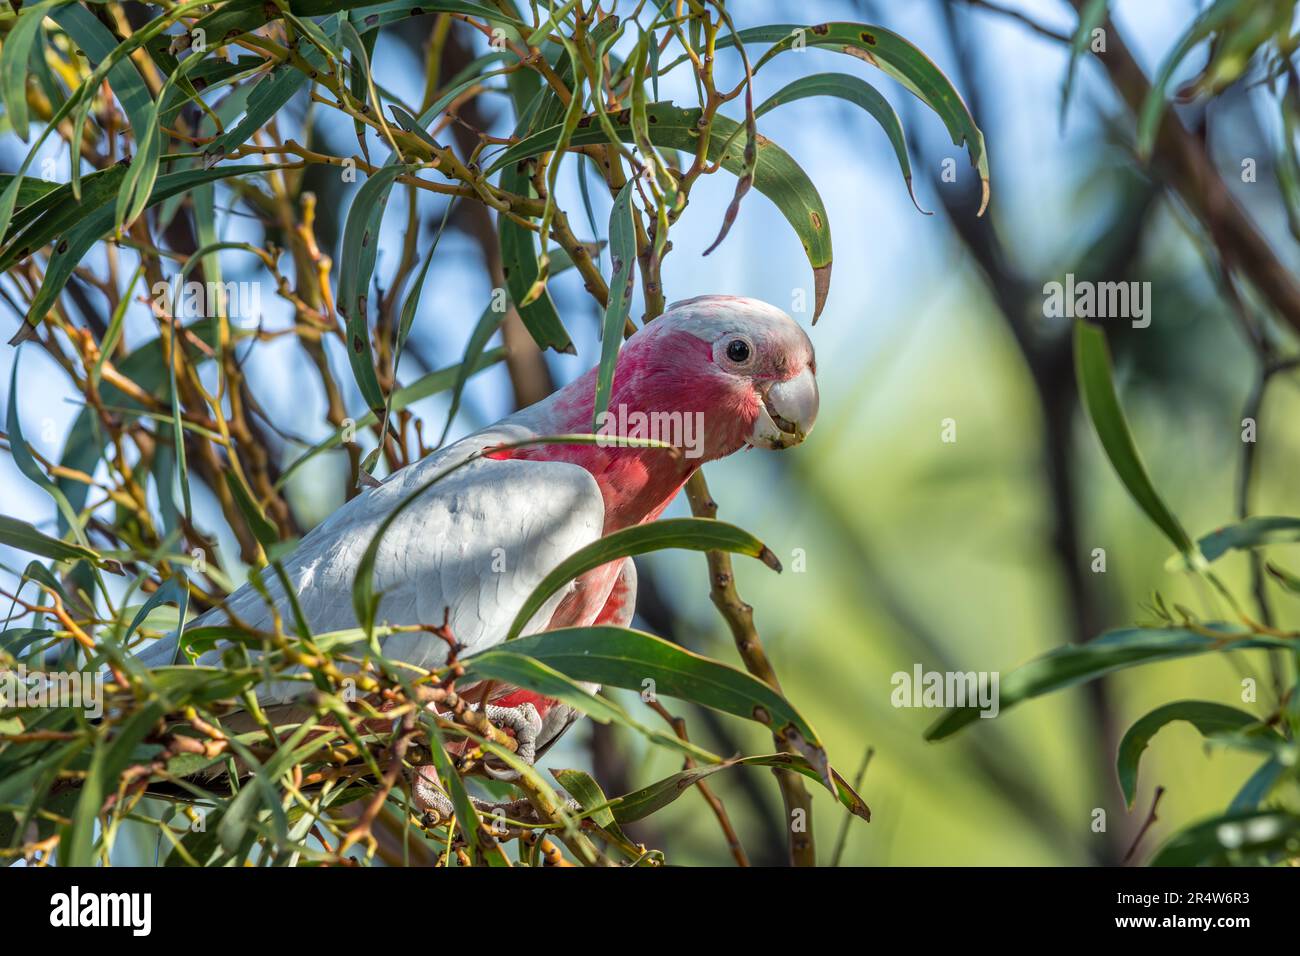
138;294;818;808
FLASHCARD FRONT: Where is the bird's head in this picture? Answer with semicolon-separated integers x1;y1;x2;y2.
612;294;819;459
522;295;819;528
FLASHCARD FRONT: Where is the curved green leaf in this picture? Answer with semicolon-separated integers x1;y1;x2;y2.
54;2;157;201
500;625;831;785
593;181;637;427
116;49;209;234
63;701;167;865
421;715;501;866
436;245;596;448
1179;516;1300;567
926;626;1294;741
551;768;625;838
607;752;871;824
498;161;575;353
1074;321;1193;554
8;354;89;544
720;22;988;216
352;435;668;636
756;71;927;214
506;517;781;641
1061;0;1109;125
490;102;833;321
0;165;129;273
337;164;414;415
1116;700;1265;807
463;649;721;763
1;2;57;143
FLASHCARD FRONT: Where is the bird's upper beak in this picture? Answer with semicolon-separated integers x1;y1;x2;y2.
748;365;819;450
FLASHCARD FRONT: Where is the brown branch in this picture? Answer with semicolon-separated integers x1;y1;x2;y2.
1064;0;1300;335
649;699;749;866
684;471;816;867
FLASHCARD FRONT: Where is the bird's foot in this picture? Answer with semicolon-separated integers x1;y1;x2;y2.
412;765;455;826
481;701;543;780
410;769;579;833
409;700;544;825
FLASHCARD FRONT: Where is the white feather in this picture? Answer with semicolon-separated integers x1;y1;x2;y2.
135;421;606;704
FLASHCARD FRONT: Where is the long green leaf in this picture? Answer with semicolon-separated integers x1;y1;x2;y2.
1116;701;1266;807
925;626;1294;741
500;625;832;785
592;181;637;428
54;2;156;199
421;716;496;866
551;768;624;836
505;517;780;641
463;649;722;763
1179;516;1300;567
351;435;668;637
62;701;165;866
0;165;129;272
337;163;413;414
1;2;59;143
7;354;88;544
1136;0;1248;159
756;72;927;214
0;515;100;565
722;22;988;217
607;752;870;824
115;48;209;234
435;245;595;448
1074;321;1193;554
498;161;575;353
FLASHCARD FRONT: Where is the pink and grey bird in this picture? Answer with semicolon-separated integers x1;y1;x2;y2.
137;295;818;808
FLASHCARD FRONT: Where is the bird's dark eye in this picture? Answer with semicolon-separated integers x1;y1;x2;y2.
726;339;751;363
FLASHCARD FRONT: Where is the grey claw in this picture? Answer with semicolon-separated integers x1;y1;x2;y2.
482;702;543;780
412;765;454;825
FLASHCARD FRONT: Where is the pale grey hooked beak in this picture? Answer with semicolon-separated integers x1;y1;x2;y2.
748;365;819;449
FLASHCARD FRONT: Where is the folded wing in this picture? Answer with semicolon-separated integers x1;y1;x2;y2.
135;427;606;705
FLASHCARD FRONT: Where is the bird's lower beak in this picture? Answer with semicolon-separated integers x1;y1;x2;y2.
748;366;819;450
